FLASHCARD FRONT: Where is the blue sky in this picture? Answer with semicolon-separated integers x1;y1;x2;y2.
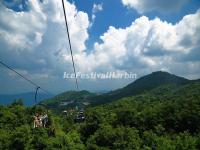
72;0;140;49
71;0;200;49
0;0;200;94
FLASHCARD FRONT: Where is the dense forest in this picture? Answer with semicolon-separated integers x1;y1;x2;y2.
1;79;200;149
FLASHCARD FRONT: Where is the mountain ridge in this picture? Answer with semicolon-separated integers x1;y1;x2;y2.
41;71;198;112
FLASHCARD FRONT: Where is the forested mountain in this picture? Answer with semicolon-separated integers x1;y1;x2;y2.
40;90;96;112
41;71;194;112
88;71;191;105
81;81;200;149
0;77;200;149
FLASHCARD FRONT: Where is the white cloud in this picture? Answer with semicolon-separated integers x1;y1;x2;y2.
0;0;46;50
74;9;200;79
41;0;89;53
90;3;103;27
0;0;89;66
122;0;189;14
92;3;103;13
0;0;90;92
0;0;199;93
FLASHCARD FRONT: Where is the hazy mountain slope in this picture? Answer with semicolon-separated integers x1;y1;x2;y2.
41;71;195;112
88;71;190;105
0;92;51;106
40;90;96;112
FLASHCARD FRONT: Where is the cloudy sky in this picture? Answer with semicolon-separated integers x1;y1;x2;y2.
0;0;200;94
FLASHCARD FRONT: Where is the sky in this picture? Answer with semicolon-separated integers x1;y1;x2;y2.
0;0;200;94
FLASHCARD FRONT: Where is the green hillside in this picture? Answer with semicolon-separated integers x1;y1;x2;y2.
40;90;96;112
0;79;200;149
88;71;191;105
80;81;200;149
42;71;193;112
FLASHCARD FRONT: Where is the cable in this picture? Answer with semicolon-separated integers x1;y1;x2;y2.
35;87;40;104
0;60;52;95
61;0;79;91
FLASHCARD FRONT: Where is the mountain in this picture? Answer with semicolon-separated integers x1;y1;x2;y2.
79;81;200;149
40;90;96;112
1;81;199;149
88;71;190;105
41;71;195;112
0;92;52;106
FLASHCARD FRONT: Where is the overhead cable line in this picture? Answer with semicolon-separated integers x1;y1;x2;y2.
61;0;79;90
0;60;52;98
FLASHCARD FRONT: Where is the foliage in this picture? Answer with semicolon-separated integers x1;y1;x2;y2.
0;79;200;149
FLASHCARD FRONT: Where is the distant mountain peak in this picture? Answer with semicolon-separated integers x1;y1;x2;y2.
41;71;192;109
150;71;183;77
152;70;169;74
132;71;189;86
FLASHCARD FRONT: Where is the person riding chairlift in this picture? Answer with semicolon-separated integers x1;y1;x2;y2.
33;112;48;128
42;112;48;127
33;113;41;128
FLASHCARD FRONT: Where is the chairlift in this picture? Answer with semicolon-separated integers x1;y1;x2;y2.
74;111;85;123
